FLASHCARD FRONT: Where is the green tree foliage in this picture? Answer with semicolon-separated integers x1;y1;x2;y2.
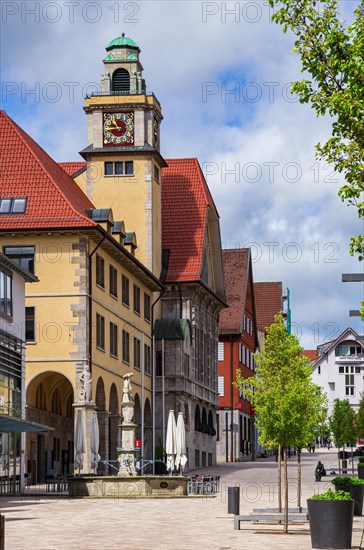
330;398;357;447
357;393;364;439
269;0;364;314
236;314;327;532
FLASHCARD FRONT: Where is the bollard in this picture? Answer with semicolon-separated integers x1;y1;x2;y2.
342;459;348;474
228;486;240;515
0;514;4;550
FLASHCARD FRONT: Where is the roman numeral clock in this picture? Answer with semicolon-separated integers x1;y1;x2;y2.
103;112;134;146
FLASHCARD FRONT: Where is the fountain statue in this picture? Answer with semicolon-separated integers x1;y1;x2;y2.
117;373;138;476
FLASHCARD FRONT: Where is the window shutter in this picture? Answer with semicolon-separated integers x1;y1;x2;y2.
218;342;224;361
218;376;224;396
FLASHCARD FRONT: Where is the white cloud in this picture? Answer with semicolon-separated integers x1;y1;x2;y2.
1;0;363;347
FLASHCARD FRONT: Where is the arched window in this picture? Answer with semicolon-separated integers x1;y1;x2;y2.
208;410;216;436
35;383;46;411
51;388;62;415
194;405;201;432
201;408;208;434
112;69;130;92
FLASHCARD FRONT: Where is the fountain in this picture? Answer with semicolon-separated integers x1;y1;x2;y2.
68;374;188;498
117;373;138;476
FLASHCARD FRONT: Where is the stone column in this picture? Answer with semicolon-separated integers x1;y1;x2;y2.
73;401;96;475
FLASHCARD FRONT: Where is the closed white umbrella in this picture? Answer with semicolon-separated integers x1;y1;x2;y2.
165;410;177;474
175;412;188;473
74;409;85;472
90;410;101;473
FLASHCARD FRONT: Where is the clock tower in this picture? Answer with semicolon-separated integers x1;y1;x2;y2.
80;34;166;276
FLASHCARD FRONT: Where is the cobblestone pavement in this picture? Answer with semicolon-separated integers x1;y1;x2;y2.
1;448;363;549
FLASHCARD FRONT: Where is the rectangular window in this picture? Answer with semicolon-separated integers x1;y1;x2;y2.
104;162;113;176
122;330;130;364
0;197;27;214
104;161;134;176
218;342;224;361
144;293;151;322
53;438;61;462
125;161;134;175
0;269;12;318
144;344;151;375
218;376;224;396
115;162;123;176
154;165;160;183
4;245;35;274
201;451;206;467
156;350;162;376
25;306;35;342
339;366;344;374
133;284;140;314
355;366;361;374
195;449;200;468
109;265;118;298
96;313;105;350
134;337;141;370
96;254;105;288
110;322;118;358
122;274;129;306
345;366;355;396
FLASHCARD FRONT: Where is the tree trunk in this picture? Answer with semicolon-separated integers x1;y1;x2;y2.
283;446;288;534
278;445;282;513
338;447;341;474
351;445;354;475
297;448;302;512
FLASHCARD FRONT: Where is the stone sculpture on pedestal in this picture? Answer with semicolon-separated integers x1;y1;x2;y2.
117;373;138;476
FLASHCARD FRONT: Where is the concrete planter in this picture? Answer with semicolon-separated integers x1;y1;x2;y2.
334;484;364;515
307;499;354;549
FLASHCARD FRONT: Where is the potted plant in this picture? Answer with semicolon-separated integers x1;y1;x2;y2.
307;489;354;549
358;456;364;479
331;476;364;515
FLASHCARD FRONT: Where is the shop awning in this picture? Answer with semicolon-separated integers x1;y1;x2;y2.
0;415;54;433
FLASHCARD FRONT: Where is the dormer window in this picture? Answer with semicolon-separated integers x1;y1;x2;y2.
112;69;130;92
0;197;27;214
335;341;363;356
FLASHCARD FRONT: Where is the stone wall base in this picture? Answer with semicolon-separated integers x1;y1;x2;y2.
69;476;188;498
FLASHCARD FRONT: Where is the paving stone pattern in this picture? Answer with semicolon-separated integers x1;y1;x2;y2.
2;449;364;550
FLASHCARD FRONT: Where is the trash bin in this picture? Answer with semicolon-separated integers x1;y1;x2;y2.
342;459;348;474
228;486;240;515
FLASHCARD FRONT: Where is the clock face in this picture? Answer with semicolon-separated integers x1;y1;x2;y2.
103;112;134;146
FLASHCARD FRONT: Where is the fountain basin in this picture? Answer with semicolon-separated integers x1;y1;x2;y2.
68;475;188;498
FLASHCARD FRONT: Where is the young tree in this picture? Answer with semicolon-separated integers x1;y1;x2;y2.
357;392;364;441
269;0;364;314
236;314;327;533
330;398;358;473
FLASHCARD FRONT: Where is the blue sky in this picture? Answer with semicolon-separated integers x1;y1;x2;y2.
1;0;363;347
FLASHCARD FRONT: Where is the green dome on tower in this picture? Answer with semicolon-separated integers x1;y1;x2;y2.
106;33;140;53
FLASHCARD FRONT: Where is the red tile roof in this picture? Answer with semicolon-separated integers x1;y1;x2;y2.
254;282;283;333
304;350;318;362
219;249;249;333
59;162;86;177
162;158;216;283
0;111;95;230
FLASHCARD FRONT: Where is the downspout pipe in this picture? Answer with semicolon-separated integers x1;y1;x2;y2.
151;288;165;474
